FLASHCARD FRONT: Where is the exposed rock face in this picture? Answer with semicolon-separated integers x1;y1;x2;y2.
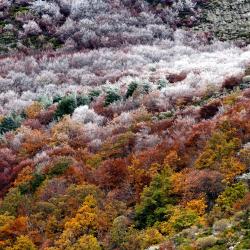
195;0;250;43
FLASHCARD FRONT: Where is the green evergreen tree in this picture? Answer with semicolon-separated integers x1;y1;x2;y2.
135;167;177;228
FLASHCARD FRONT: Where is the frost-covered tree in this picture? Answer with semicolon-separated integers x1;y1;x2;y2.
72;105;104;126
23;20;41;36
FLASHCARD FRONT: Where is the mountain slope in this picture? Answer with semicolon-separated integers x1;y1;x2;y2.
0;1;249;249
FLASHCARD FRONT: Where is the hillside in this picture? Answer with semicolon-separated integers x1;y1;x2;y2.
0;1;249;249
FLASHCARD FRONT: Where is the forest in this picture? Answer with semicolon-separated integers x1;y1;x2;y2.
0;0;249;249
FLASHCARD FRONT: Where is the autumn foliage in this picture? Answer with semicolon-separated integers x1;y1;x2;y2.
0;1;250;249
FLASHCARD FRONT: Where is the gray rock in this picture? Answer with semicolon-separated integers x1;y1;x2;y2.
242;75;250;83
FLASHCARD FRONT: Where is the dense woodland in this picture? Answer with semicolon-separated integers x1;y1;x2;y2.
0;0;249;249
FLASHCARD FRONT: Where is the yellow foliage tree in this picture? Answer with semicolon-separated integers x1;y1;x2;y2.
25;102;43;119
14;166;33;187
69;235;101;250
195;122;246;182
0;115;4;123
139;228;165;250
122;227;165;250
220;157;246;182
186;197;207;216
0;215;28;248
55;195;101;249
6;235;37;250
164;150;181;170
170;171;184;195
158;206;203;236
